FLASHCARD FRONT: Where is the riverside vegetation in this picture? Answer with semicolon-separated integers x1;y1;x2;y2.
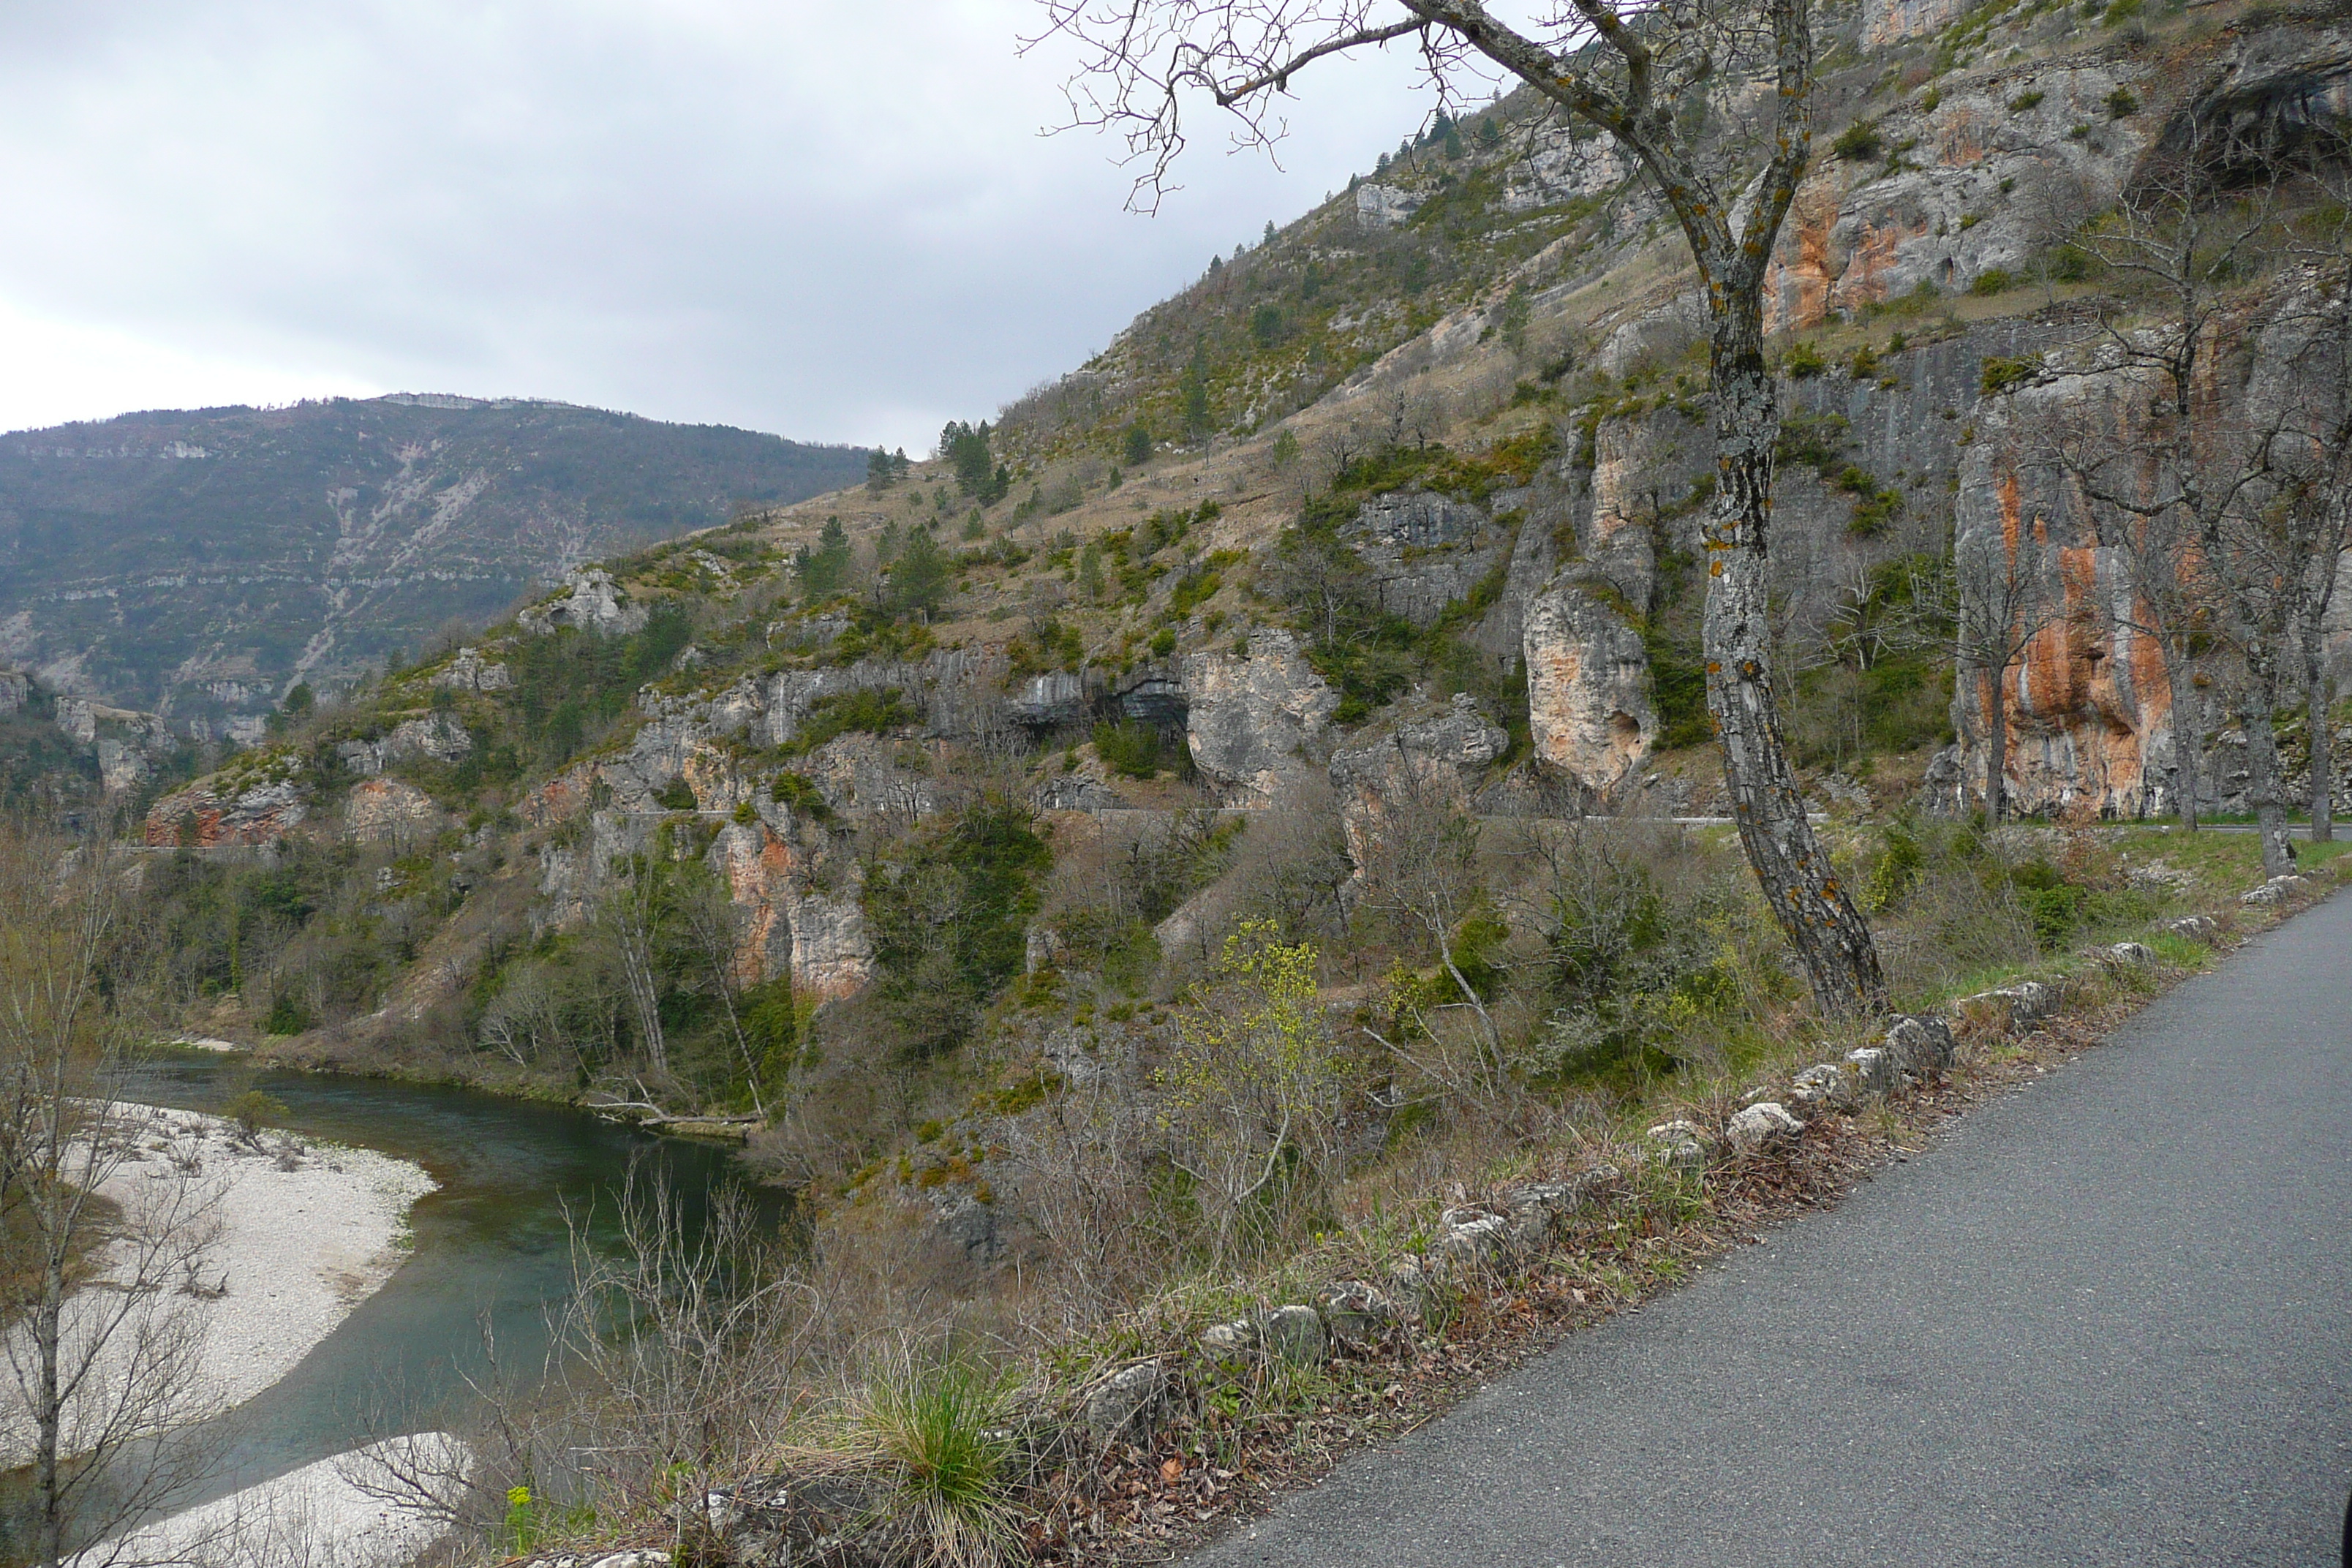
7;0;2352;1558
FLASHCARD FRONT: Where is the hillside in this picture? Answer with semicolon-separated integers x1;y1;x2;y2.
59;0;2352;1552
0;395;868;725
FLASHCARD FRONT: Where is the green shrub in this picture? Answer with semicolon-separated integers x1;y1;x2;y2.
1980;353;2041;395
2105;86;2140;117
2011;859;2086;949
1969;267;2013;297
2007;89;2046;111
770;770;832;820
262;994;311;1036
1833;120;1885;161
1094;720;1164;779
225;1089;290;1139
653;777;699;812
783;687;916;756
1782;342;1828;379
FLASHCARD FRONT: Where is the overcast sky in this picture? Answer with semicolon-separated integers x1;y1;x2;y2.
0;1;1469;453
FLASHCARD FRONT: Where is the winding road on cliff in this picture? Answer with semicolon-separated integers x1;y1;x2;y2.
1192;892;2352;1567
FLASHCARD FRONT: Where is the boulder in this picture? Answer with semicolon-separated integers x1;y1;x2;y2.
1790;1063;1858;1117
1646;1119;1714;1171
1727;1101;1804;1156
2105;941;2157;968
2241;882;2285;908
1844;1046;1894;1099
1957;979;2062;1036
1384;1256;1435;1321
1434;1207;1514;1269
1496;1171;1610;1249
1199;1321;1258;1368
1882;1013;1958;1078
2165;916;2219;943
1315;1281;1399;1350
1259;1305;1327;1367
1078;1360;1176;1444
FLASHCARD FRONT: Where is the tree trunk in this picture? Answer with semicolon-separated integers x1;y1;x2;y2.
2311;673;2335;843
2239;657;2296;878
1984;662;2008;825
2168;652;2203;830
1703;322;1887;1016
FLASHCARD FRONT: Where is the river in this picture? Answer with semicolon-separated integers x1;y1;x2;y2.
86;1052;784;1526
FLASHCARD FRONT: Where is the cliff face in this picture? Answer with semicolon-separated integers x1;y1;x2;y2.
1952;276;2352;819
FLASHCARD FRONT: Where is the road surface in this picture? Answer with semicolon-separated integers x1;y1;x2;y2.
1192;891;2352;1566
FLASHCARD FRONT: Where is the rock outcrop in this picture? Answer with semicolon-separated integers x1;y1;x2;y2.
1523;583;1656;799
146;772;309;848
519;569;649;636
1330;695;1509;889
1181;630;1339;805
345;779;439;846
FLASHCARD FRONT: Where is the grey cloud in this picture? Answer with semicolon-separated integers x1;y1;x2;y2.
0;0;1440;450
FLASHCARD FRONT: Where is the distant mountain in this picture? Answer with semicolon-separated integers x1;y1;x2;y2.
0;395;868;724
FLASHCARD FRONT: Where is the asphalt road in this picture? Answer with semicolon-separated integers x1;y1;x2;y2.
1193;892;2352;1567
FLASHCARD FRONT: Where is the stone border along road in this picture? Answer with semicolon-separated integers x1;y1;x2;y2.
1189;892;2352;1567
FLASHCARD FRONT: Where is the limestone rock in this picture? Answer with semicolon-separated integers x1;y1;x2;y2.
1315;1281;1398;1350
2105;941;2157;968
346;779;438;846
1181;630;1338;805
430;646;513;692
1354;183;1424;228
1496;1171;1611;1250
382;713;474;766
1646;1119;1714;1170
1199;1321;1258;1366
1523;581;1655;802
1844;1047;1894;1099
1330;695;1509;892
1008;671;1090;728
1341;491;1512;627
1727;1101;1804;1155
1259;1305;1327;1367
2241;881;2286;908
518;568;649;636
96;738;151;794
1882;1014;1957;1079
1434;1207;1514;1268
0;670;27;715
1078;1360;1175;1444
2165;916;2219;944
145;774;309;848
1790;1063;1858;1117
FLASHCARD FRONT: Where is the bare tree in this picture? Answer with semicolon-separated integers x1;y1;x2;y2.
0;829;227;1567
1950;507;2062;823
1036;0;1887;1011
2062;136;2351;871
598;848;671;1078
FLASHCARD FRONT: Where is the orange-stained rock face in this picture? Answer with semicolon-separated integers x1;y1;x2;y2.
1523;581;1657;799
1953;369;2181;818
144;777;309;848
705;815;872;1003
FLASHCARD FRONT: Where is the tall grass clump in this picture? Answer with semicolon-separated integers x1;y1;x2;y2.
844;1353;1020;1567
